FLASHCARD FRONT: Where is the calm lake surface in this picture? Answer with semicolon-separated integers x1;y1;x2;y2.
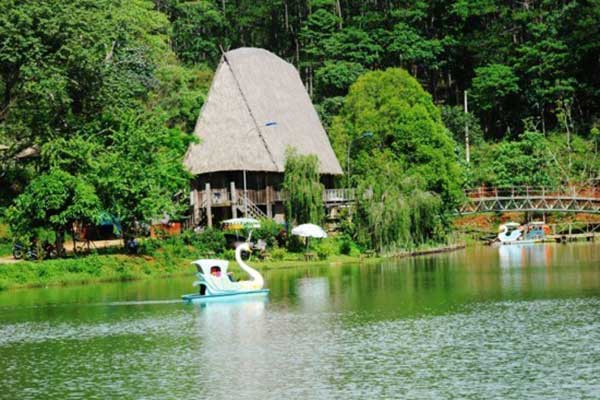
1;243;599;399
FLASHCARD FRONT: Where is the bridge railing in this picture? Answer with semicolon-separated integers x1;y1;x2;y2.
465;186;600;199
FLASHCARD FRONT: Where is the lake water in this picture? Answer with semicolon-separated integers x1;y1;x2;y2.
0;243;599;399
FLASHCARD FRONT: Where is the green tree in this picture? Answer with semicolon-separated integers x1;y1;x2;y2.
351;154;445;252
169;1;227;65
6;169;101;254
331;68;459;251
331;68;462;205
389;22;442;78
471;64;520;138
0;0;171;153
92;111;192;239
471;132;561;188
441;105;484;148
1;0;197;243
516;22;575;133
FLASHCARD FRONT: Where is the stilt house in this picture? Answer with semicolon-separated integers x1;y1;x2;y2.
184;47;345;226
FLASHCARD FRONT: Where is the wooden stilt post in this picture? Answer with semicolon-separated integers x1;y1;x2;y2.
205;183;213;228
230;181;238;219
192;189;199;225
266;185;273;218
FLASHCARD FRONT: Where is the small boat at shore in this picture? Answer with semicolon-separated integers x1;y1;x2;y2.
182;242;269;303
495;221;548;245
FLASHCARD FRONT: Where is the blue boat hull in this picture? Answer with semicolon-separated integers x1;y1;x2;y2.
182;289;270;303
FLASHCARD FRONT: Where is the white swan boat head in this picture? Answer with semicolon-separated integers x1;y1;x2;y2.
182;242;269;302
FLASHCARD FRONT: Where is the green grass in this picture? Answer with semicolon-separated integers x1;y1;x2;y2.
0;253;195;291
0;235;462;291
0;248;380;291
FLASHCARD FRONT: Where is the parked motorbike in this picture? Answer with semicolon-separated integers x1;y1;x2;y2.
12;241;58;260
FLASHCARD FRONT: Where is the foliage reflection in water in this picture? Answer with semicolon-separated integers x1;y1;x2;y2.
0;243;598;399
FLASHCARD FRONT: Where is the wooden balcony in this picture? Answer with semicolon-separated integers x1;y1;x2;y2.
193;187;355;208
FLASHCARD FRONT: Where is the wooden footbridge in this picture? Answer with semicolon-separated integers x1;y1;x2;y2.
458;186;600;215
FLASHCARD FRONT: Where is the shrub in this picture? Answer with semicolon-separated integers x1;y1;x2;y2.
138;238;161;255
339;235;353;255
222;249;235;261
193;228;226;254
0;222;9;242
145;228;227;257
271;247;286;260
254;219;284;248
315;238;337;260
286;234;305;252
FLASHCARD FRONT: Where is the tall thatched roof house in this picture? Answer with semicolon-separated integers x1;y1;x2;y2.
184;47;344;226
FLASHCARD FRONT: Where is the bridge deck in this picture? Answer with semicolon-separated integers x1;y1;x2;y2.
459;186;600;214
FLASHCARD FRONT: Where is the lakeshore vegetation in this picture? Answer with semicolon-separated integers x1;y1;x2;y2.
0;0;598;287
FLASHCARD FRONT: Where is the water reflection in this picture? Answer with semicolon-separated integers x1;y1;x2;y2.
0;243;598;399
297;277;330;312
191;296;267;331
498;243;554;268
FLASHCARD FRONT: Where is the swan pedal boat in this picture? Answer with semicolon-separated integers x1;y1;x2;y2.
182;242;269;303
494;221;547;246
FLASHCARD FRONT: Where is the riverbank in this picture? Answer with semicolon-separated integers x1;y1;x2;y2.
0;241;466;291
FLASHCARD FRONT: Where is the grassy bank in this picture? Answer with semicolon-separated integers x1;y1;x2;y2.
0;248;380;291
0;232;466;291
0;253;191;291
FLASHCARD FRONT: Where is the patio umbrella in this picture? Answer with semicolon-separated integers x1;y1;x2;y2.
291;223;327;253
221;218;261;231
291;224;327;238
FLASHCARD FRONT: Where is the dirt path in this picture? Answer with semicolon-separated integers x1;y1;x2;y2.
0;255;19;264
0;239;124;264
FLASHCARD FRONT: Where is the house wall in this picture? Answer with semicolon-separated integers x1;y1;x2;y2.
193;171;283;191
192;171;336;191
189;170;341;227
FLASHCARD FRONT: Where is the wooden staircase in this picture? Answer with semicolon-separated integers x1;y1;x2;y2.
236;194;267;219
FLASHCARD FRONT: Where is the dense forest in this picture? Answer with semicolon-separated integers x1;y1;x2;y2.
154;0;599;134
0;0;599;250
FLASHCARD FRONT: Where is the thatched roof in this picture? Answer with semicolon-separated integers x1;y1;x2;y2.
184;48;343;176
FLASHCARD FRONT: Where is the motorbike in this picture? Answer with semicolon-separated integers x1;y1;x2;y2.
12;241;59;260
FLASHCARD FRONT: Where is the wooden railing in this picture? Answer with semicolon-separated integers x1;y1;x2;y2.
323;188;356;203
196;187;356;207
459;186;600;214
465;186;600;200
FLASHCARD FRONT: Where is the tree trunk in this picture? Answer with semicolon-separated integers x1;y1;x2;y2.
55;228;65;258
284;1;289;31
335;0;343;28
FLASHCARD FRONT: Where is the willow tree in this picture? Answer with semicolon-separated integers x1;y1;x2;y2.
282;148;324;226
352;153;445;252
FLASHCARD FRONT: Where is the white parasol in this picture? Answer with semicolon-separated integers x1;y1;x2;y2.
291;223;327;239
221;218;261;231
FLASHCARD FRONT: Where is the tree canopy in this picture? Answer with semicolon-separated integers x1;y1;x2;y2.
155;0;598;139
331;68;462;205
0;0;203;247
1;0;599;253
330;68;460;251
